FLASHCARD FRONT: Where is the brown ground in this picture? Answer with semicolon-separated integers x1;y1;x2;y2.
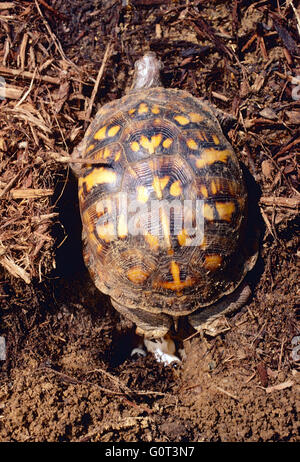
0;0;299;442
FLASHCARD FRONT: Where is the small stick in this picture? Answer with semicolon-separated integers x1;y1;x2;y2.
213;385;239;401
85;41;112;124
211;91;229;102
277;337;285;371
0;171;22;199
273;135;300;159
241;33;257;52
36;0;67;19
15;67;37;108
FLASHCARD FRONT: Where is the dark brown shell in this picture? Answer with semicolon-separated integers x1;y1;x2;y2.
72;88;257;317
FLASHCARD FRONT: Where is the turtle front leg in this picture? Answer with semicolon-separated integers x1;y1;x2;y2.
188;282;251;336
111;299;180;364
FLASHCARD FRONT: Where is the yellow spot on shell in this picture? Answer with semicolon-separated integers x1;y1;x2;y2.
103;147;111;159
212;134;220;145
170;180;182;197
163;138;173;149
118;213;128;238
215;201;235;222
127;267;149;284
174;115;189;125
114;150;121;161
82;168;116;192
189;112;204;123
228;181;237;195
197;131;209;142
131;141;140;152
94;126;106;140
155;261;194;291
171;261;180;284
138;103;148;114
195;148;231;169
151;105;160;114
140;134;162;154
152;134;163;148
187;138;198;150
85;144;95;154
200;185;208;198
128;108;136;115
204;254;222;271
177;228;188;246
211;180;218;195
145;233;159;251
108;125;120;137
152;176;169;199
137;185;149;203
204;203;214;221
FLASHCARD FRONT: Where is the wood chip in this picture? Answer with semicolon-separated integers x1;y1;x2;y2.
0;84;23;100
10;188;54;199
257;361;268;387
251;73;265;92
0;66;60;84
0;3;15;9
259;107;278;120
285;110;300;125
259;196;300;209
0;255;31;284
261;160;274;180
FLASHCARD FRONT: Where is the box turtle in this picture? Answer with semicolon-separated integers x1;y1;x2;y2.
71;52;258;362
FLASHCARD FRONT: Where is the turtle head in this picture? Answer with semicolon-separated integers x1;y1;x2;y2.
131;52;163;91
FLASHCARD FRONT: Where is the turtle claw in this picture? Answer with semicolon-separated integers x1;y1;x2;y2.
130;347;147;359
144;336;181;366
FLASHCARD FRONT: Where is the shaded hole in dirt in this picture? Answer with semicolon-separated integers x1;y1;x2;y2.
52;171;85;279
104;326;141;369
242;161;265;286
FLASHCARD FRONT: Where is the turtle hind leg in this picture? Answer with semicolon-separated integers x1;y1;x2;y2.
188;282;251;336
111;299;172;339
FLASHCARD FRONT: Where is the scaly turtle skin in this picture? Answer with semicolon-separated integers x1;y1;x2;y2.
71;52;258;344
